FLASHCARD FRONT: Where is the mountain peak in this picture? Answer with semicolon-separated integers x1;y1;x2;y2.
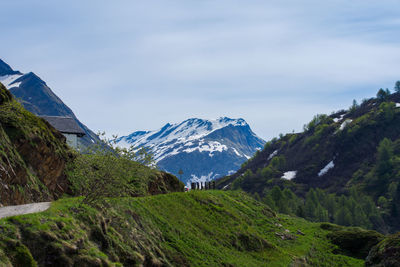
115;117;265;185
0;59;22;76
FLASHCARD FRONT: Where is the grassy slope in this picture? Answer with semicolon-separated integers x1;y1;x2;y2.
0;191;363;266
0;82;71;204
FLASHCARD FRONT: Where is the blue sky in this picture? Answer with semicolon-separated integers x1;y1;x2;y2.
1;0;400;140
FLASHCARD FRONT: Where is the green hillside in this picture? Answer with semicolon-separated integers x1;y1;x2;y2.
218;89;400;233
0;82;71;205
0;190;374;266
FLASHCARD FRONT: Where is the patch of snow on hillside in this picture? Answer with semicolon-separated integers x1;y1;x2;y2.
114;138;132;149
318;161;334;176
339;119;352;131
333;114;346;123
185;141;194;146
281;171;297;180
232;148;241;156
222;183;231;190
0;74;23;89
268;150;278;160
183;141;227;156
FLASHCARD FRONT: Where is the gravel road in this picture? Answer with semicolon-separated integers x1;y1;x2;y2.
0;202;51;219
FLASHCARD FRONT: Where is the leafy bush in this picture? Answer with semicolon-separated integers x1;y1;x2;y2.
67;133;156;205
303;114;332;132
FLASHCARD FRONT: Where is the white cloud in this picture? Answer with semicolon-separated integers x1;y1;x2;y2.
1;0;400;140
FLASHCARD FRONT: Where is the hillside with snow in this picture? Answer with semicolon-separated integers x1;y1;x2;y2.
115;117;265;185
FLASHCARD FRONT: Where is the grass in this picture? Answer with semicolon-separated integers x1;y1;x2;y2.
0;190;365;266
0;83;71;205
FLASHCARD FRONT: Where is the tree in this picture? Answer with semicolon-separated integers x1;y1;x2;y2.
67;132;155;206
376;138;393;177
334;206;352;226
352;206;370;228
304;189;318;221
304;114;330;132
395;81;400;93
377;88;389;101
349;99;359;114
316;205;329;222
270;186;288;213
379;102;395;122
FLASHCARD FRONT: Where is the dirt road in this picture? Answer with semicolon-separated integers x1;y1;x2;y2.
0;202;51;219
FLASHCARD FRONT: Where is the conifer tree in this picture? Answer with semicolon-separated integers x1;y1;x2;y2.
395;81;400;93
334;206;352;226
377;138;393;177
377;88;389;101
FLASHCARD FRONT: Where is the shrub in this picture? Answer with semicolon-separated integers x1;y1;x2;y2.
66;133;155;205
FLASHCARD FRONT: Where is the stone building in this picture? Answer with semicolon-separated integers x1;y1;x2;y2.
41;116;85;149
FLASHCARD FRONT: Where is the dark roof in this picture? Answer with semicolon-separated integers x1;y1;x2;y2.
41;116;86;137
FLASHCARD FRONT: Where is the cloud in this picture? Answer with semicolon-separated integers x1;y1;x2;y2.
1;0;400;140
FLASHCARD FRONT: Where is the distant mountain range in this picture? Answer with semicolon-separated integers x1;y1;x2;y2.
0;59;99;147
115;117;265;185
0;59;265;185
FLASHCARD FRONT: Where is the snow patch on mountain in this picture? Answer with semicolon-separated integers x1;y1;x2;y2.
282;171;297;180
339;119;352;131
115;117;252;162
0;74;23;89
115;117;265;184
268;150;278;160
182;140;227;157
318;160;335;176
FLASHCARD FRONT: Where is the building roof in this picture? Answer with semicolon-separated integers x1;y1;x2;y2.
41;116;86;137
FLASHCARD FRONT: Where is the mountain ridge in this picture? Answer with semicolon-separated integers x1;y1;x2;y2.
217;89;400;233
0;59;99;148
115;117;265;185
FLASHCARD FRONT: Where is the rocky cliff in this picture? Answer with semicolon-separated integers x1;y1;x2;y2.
0;82;72;205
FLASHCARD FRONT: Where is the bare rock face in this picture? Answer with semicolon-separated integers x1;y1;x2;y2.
0;82;72;205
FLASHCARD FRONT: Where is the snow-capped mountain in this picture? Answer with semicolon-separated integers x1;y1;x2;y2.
0;59;99;147
115;117;265;185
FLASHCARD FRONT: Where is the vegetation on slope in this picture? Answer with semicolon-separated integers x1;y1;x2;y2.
0;191;371;266
0;80;183;206
218;85;400;233
365;231;400;266
0;82;72;205
66;135;184;205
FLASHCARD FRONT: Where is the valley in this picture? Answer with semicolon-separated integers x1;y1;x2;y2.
1;76;400;265
2;1;400;265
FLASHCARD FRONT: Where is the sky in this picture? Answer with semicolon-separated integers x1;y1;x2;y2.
1;0;400;140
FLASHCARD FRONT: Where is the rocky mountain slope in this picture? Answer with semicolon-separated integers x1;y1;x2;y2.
218;89;400;232
0;59;99;148
0;82;72;205
115;117;265;185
